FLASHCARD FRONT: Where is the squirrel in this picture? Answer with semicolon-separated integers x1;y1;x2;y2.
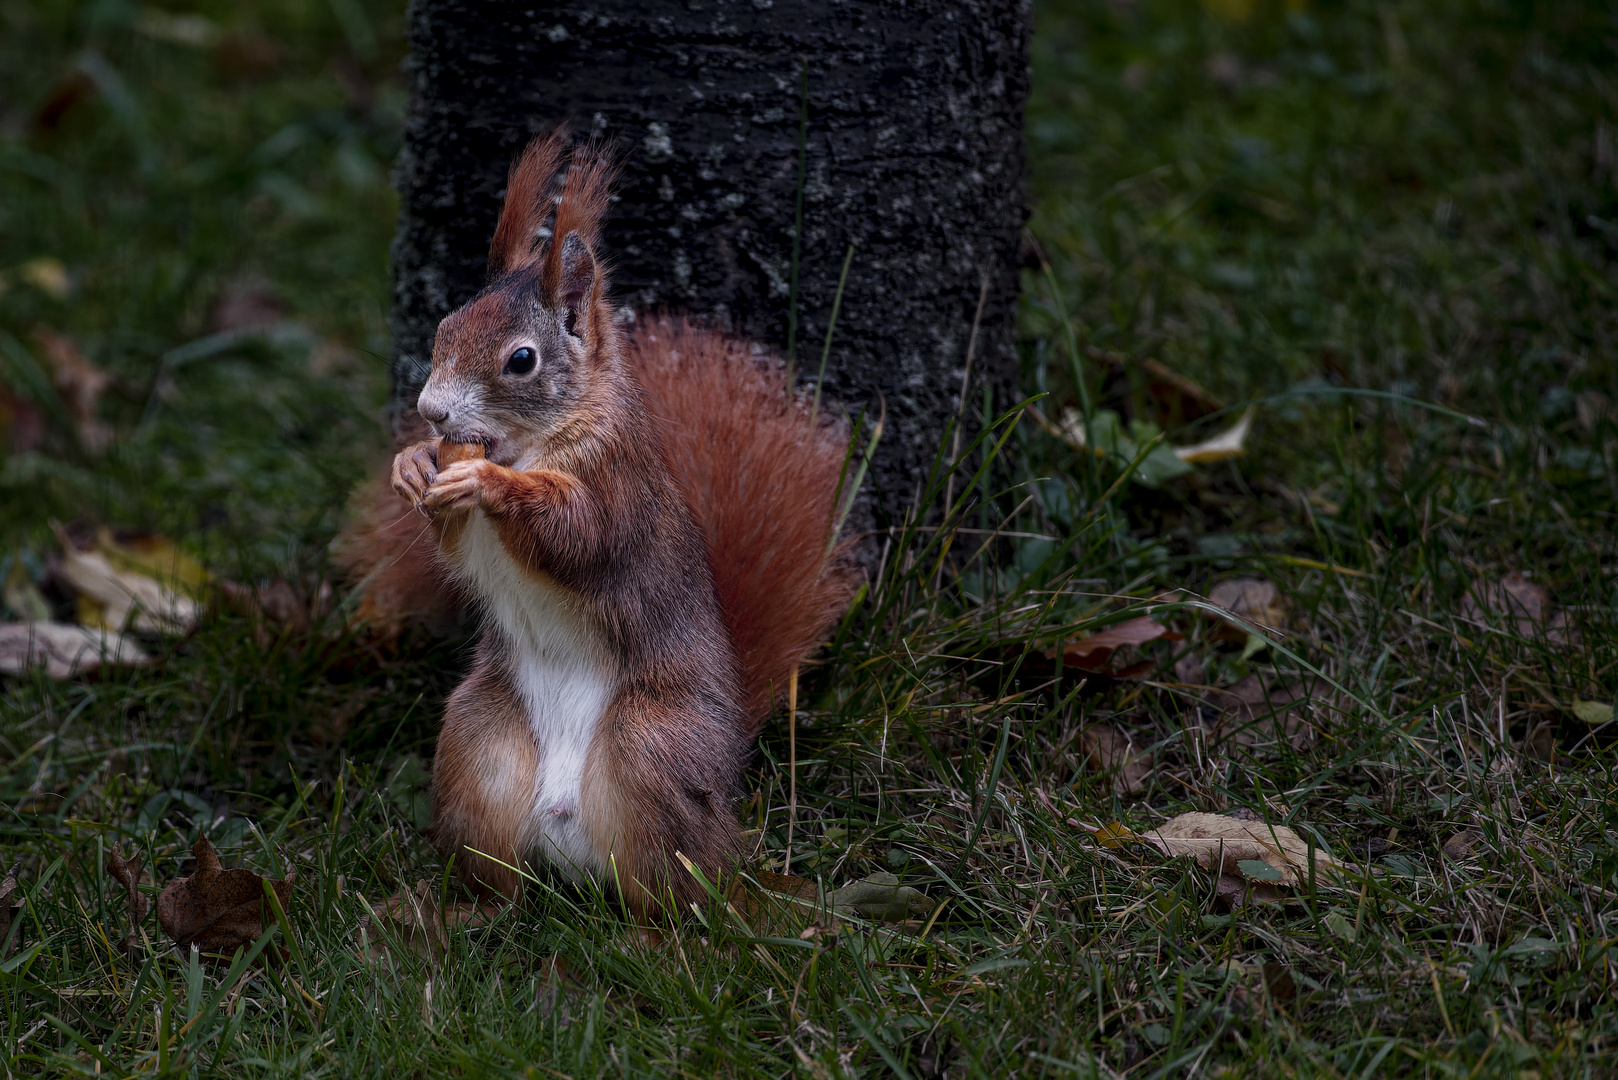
338;134;862;916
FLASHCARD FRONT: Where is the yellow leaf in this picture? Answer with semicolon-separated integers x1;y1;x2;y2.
1174;407;1255;464
95;528;210;600
1092;822;1138;849
1573;699;1614;725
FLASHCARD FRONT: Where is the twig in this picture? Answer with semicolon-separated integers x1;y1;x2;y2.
784;665;799;876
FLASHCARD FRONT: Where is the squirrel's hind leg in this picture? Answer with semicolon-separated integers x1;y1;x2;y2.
429;657;539;900
583;686;748;920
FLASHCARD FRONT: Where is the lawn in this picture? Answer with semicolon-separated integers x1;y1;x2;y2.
1;0;1615;1076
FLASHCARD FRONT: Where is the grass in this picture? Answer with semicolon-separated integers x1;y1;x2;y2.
2;0;1617;1076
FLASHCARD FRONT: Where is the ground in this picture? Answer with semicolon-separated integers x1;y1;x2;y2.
0;0;1614;1076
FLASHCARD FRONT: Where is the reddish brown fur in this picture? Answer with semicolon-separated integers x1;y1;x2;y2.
487;137;565;277
338;133;863;916
430;643;539;896
628;320;863;731
332;410;462;634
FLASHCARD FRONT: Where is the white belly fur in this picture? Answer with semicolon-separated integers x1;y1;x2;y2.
451;513;616;880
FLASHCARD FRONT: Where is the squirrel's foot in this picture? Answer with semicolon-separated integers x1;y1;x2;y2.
391;438;442;513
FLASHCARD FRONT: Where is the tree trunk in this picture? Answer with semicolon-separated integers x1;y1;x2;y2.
391;0;1031;520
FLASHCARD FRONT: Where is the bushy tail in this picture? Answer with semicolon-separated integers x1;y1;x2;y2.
627;317;865;734
331;411;464;635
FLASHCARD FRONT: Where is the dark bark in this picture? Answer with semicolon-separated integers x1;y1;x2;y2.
392;0;1031;519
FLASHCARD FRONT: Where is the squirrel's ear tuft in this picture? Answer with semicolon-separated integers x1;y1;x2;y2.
488;134;567;277
539;143;616;299
557;232;596;318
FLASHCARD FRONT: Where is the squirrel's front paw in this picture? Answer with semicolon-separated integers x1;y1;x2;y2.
391;439;441;512
423;459;495;514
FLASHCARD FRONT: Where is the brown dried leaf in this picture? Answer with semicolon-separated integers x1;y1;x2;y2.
1207;577;1287;638
360;880;499;967
1215;872;1284;910
1141;811;1343;887
217;578;333;635
1522;720;1557;762
0;383;46;454
1079;725;1155;798
1051;615;1182;676
1461;572;1575;643
0;864;20;960
1441;829;1484;862
157;836;291;955
1262;962;1297;1005
1203;675;1323;751
35;329;113;451
107;843;148;957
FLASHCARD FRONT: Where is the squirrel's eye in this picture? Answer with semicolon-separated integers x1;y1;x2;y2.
504;347;537;376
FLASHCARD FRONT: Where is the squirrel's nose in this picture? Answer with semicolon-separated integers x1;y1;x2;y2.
417;396;449;424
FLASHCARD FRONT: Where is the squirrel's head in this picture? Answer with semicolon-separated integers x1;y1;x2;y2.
417;135;617;467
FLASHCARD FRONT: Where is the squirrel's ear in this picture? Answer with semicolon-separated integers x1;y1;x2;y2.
557;232;596;318
488;135;566;277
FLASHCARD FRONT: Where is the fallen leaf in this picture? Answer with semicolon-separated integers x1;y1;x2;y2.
1091;821;1138;849
135;9;221;48
1051;615;1181;678
1215;872;1283;909
0;384;46;454
217;577;332;636
53;524;199;634
1461;573;1575;643
107;843;148;957
1175;407;1256;464
1203;674;1323;751
0;864;21;960
95;529;209;600
1522;720;1557;762
1207;576;1287;637
1140;811;1342;887
825;873;934;922
1572;699;1614;725
1262;962;1297;1005
157;836;292;956
209;275;283;333
0;621;150;678
35;330;112;451
534;955;580;1018
359;880;499;967
21;258;71;299
1441;829;1483;862
1172;652;1206;685
1079;725;1155;798
1052;408;1194;487
727;870;822;936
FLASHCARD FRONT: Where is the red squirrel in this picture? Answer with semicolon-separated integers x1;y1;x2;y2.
340;135;861;915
